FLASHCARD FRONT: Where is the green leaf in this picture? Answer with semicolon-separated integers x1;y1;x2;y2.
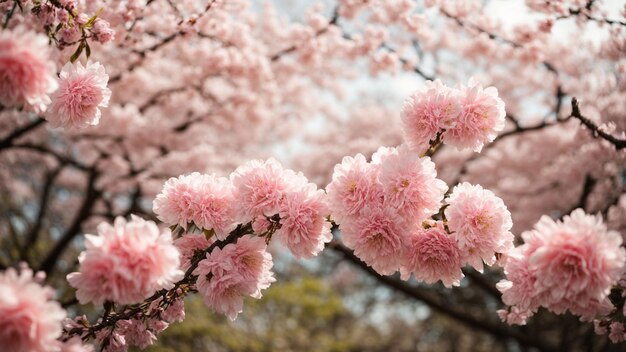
83;8;103;28
70;41;85;63
85;42;91;59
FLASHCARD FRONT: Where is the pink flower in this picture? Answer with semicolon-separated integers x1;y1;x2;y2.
400;222;464;287
94;329;126;352
47;61;111;129
445;182;514;272
230;158;305;223
496;252;536;312
174;234;214;271
194;236;275;319
0;26;57;112
92;19;116;44
379;145;447;222
162;298;185;323
341;204;409;275
117;319;157;349
67;216;183;305
609;322;626;343
252;215;272;235
401;222;463;287
153;172;236;235
0;265;66;352
401;79;461;153
527;210;625;315
498;210;626;325
443;79;506;152
326;154;383;225
276;184;332;259
497;307;532;326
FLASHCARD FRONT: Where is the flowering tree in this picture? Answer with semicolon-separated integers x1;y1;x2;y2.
1;0;625;351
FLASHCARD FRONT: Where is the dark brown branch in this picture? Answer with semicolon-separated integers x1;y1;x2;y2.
39;168;100;275
327;241;556;352
9;143;90;170
0;118;45;151
462;267;502;300
23;166;64;259
270;9;339;61
556;3;626;27
110;0;219;83
570;97;626;150
66;223;253;338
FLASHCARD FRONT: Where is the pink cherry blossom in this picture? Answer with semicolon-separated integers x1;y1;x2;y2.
326;154;383;225
340;204;409;275
92;19;116;44
0;265;66;352
498;210;626;325
401;79;461;153
0;26;57;112
528;210;625;317
276;184;332;259
194;236;275;320
496;252;536;314
445;182;514;272
174;234;214;271
117;319;157;349
609;322;626;343
379;145;447;222
401;222;464;287
153;172;236;235
162;298;185;323
231;158;304;223
47;61;111;129
94;329;126;352
67;216;183;305
443;79;506;152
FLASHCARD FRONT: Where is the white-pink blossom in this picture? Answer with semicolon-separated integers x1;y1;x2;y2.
341;204;410;275
400;222;464;287
401;79;461;153
445;182;514;272
47;61;111;129
174;234;214;271
67;216;183;305
194;236;275;320
231;158;305;223
379;145;447;223
276;184;332;259
443;79;506;152
326;154;383;225
0;26;57;112
0;265;66;352
153;172;236;235
498;209;626;325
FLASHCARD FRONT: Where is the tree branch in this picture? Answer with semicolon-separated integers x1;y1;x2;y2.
0;117;45;151
327;241;556;352
570;97;626;150
39;168;100;275
22;165;64;260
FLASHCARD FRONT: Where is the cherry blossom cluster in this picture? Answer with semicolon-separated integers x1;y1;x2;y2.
67;216;183;306
155;159;332;260
326;79;513;286
53;158;332;351
19;0;115;49
497;210;626;334
327;145;514;286
0;264;93;352
401;79;506;153
0;26;110;128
